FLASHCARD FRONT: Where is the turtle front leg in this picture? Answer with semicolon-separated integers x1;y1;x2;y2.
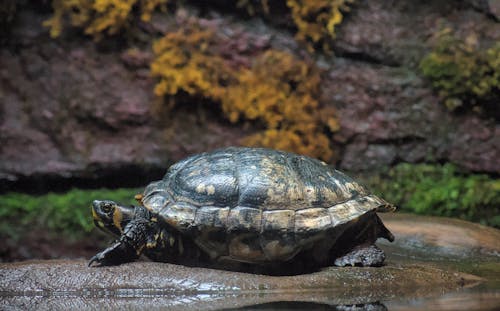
88;240;138;266
89;215;155;267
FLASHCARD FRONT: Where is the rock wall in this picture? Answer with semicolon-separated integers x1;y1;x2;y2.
0;1;498;192
327;0;499;172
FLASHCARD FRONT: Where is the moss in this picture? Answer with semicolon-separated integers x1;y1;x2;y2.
151;21;337;161
419;29;500;115
0;188;140;241
43;0;168;39
364;163;500;228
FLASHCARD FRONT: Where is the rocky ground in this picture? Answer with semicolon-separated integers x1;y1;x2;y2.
1;213;499;310
1;1;499;193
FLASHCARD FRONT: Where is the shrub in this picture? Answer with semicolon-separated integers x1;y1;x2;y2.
223;50;337;159
44;0;355;51
236;0;355;52
0;188;140;241
150;24;231;100
287;0;354;52
419;29;500;115
151;23;338;160
43;0;168;39
365;163;500;228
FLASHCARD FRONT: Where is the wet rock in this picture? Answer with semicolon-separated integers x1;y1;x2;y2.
2;214;500;311
0;259;483;310
381;213;500;259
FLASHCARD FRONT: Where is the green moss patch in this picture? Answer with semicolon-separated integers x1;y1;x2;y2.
0;188;140;241
363;163;500;228
419;29;499;116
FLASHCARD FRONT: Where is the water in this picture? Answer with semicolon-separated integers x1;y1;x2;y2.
2;285;499;310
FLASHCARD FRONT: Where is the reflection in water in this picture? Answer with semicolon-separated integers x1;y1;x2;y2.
225;301;387;311
0;296;389;311
386;287;500;311
2;289;500;311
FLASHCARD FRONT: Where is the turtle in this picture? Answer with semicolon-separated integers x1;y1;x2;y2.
89;147;395;271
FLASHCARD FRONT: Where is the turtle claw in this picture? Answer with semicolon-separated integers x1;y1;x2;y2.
88;246;115;267
88;254;101;267
88;250;108;267
88;241;138;267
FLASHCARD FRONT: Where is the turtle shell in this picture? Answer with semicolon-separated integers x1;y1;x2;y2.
141;147;394;263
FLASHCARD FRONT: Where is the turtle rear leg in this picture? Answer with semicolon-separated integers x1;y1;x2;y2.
329;211;393;267
334;244;385;267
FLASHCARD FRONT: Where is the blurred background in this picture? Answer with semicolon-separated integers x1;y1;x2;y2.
0;0;498;262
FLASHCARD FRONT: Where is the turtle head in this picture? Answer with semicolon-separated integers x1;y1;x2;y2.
91;200;135;237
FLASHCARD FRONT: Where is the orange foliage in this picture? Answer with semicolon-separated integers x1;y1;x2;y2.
223;50;336;160
151;25;338;161
43;0;168;39
150;25;231;100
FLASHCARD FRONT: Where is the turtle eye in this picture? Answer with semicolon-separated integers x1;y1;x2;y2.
102;203;114;213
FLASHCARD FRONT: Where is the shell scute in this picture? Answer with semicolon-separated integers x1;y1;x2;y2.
192;206;229;259
328;194;388;226
169;151;239;207
227;207;262;232
295;208;332;239
261;209;297;260
193;206;230;229
160;202;196;231
142;190;169;212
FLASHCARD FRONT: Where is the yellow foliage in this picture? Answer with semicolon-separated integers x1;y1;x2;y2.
43;1;343;159
223;50;335;160
43;0;167;39
286;0;354;52
232;0;354;52
151;27;337;161
45;1;354;52
150;25;232;100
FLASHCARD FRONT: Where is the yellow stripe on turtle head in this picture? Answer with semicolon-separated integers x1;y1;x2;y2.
112;207;124;232
135;193;144;203
91;206;106;229
91;206;100;221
